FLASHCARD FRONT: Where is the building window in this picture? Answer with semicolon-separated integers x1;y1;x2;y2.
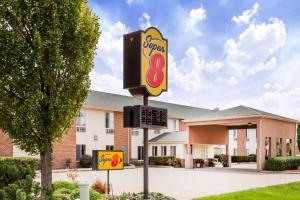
105;112;114;134
138;146;144;160
132;129;139;136
106;145;114;151
170;146;176;157
154;129;160;134
246;148;249;156
286;139;292;156
233;148;237;156
246;130;249;141
76;145;86;161
276;138;282;156
76;110;86;132
233;130;237;141
152;146;158;156
265;137;271;160
161;146;167;156
175;119;179;131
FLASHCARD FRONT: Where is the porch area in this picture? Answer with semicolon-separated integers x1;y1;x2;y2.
184;105;298;171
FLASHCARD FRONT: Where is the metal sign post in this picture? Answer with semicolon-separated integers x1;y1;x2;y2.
143;96;149;199
107;170;110;194
123;27;168;200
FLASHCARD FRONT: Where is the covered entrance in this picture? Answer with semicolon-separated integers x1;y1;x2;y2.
184;106;298;171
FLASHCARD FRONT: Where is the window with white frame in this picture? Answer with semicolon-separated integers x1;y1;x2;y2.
132;129;139;136
246;130;249;141
105;112;114;134
175;119;179;131
233;148;237;156
76;145;86;161
233;130;238;141
76;110;86;132
152;146;158;156
170;146;176;157
106;145;114;151
161;146;167;156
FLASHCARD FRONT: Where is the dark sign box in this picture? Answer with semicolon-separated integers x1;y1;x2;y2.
123;105;167;129
123;31;141;90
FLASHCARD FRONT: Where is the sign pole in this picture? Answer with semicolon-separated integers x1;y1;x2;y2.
107;170;110;194
143;95;149;200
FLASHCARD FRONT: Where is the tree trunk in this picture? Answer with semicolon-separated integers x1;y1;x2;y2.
40;147;52;199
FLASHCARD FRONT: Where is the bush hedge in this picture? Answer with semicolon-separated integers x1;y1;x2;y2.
79;155;92;168
149;156;174;166
231;155;256;162
266;156;300;171
118;192;175;200
52;181;104;200
0;157;40;199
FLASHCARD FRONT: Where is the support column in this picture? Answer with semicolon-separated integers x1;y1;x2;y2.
282;139;287;157
185;144;193;169
225;145;231;167
256;120;265;171
185;126;193;169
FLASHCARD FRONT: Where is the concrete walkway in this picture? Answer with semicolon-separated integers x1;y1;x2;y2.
41;165;300;200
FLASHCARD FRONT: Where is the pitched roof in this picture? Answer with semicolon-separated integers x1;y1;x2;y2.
84;90;213;119
185;105;298;123
149;131;188;143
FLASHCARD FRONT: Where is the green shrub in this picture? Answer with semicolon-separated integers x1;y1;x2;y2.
0;157;40;199
79;155;92;168
266;156;300;171
52;181;79;191
231;155;256;162
149;156;174;166
118;192;175;200
214;154;226;162
90;189;103;200
52;181;105;200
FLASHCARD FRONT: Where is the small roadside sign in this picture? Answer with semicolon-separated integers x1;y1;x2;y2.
92;150;124;171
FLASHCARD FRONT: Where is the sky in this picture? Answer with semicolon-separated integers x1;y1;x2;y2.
88;0;300;120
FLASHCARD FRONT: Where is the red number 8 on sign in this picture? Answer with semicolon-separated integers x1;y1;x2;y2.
111;154;119;167
146;53;165;88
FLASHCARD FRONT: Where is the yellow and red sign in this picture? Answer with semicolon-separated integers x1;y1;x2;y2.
141;27;168;96
123;27;168;97
96;151;124;170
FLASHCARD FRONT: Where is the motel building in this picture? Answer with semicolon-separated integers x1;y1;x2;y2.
0;90;298;171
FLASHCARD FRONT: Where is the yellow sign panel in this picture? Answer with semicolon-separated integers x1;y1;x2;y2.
141;27;168;96
97;151;124;170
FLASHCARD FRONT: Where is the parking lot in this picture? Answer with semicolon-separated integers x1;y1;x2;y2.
48;164;300;200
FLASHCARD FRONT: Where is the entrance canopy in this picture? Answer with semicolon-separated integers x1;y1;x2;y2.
184;105;298;171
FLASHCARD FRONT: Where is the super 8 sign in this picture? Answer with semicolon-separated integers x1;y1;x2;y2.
123;27;168;97
92;150;124;170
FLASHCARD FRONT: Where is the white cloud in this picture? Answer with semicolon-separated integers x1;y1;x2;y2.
217;76;238;85
225;17;286;77
185;6;206;32
232;3;260;25
90;70;128;95
96;21;129;74
139;12;152;30
126;0;142;5
205;60;224;73
168;50;205;93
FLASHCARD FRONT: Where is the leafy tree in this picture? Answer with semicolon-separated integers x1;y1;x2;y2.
297;123;300;152
0;0;100;198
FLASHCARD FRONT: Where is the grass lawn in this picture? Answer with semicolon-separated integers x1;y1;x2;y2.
194;181;300;200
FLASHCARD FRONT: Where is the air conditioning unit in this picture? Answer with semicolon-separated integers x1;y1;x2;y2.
93;135;98;141
106;128;114;134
